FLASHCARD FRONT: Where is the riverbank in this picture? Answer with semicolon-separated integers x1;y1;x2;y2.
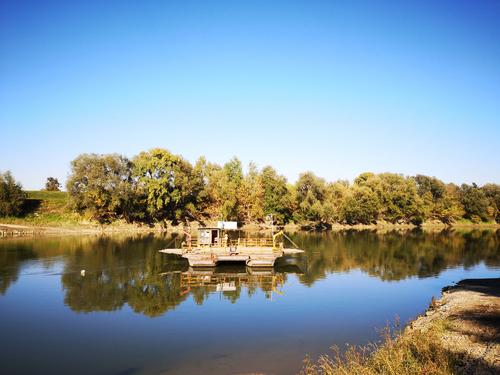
1;219;499;237
0;222;174;236
302;278;500;375
413;278;500;374
281;220;500;233
1;190;498;237
1;188;499;236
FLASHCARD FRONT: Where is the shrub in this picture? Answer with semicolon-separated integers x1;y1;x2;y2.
0;171;26;217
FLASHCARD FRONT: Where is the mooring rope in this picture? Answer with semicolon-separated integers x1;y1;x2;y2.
282;232;300;249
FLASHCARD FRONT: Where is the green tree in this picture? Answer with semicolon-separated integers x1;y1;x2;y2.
219;157;244;220
44;177;61;191
196;157;244;221
238;163;264;223
356;173;424;224
354;172;375;186
193;156;222;219
379;173;424;224
0;171;26;217
482;183;500;223
66;153;137;223
341;185;380;224
459;183;489;222
413;175;463;223
322;180;350;223
133;148;202;224
260;166;292;224
414;175;445;199
436;184;464;223
295;172;326;223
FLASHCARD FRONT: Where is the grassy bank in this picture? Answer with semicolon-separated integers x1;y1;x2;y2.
1;191;149;230
1;190;80;226
0;191;179;233
301;278;500;375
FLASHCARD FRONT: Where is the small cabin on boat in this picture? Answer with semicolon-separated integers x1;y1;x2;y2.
198;227;220;246
193;221;238;247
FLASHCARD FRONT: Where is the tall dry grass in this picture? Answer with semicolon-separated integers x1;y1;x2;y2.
301;321;454;375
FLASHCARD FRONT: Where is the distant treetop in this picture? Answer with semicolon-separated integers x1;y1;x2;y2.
45;177;61;191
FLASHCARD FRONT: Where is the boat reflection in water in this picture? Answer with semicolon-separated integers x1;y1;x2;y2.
162;263;303;302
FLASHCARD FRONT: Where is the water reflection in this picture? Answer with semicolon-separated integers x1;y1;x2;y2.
60;235;187;317
0;229;499;317
174;266;295;303
295;229;500;284
0;241;38;294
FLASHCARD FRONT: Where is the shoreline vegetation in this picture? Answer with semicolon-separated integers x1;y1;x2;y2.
302;278;500;375
1;219;499;237
0;189;498;237
1;150;499;233
0;149;500;232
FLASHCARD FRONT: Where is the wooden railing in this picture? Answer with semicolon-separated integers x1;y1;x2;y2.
181;237;280;249
0;228;38;237
230;238;275;247
181;273;285;288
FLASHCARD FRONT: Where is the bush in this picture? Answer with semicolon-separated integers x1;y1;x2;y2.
0;171;26;217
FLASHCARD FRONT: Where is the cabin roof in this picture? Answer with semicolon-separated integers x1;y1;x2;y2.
198;227;239;231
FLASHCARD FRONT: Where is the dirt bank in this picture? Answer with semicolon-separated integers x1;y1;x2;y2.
410;278;500;374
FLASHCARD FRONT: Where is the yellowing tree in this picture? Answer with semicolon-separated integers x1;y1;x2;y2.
238;162;264;223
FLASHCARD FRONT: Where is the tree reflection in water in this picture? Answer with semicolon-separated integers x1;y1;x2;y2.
0;229;498;317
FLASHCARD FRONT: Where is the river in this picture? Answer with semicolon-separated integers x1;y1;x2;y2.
0;229;498;374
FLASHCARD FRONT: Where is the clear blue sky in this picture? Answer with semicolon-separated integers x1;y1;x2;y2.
1;0;499;190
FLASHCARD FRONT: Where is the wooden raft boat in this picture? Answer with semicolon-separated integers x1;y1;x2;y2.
159;223;303;267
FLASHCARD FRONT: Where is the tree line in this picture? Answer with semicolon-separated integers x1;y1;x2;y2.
1;148;499;226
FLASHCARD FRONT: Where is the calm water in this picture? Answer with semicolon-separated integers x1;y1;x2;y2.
1;230;499;375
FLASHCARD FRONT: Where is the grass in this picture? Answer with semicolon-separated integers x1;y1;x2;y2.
452;218;498;226
0;190;81;226
1;191;154;230
301;320;455;375
25;190;69;202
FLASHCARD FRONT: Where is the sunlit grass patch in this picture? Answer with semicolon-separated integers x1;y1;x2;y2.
1;190;77;226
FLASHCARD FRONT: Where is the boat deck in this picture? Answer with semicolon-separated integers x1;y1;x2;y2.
159;246;303;267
